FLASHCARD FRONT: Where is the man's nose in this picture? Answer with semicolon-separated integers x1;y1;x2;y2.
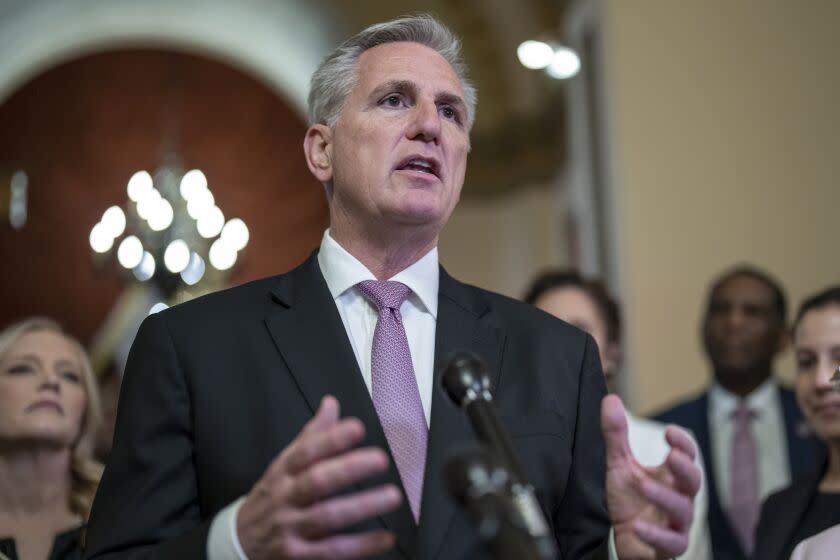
407;100;441;143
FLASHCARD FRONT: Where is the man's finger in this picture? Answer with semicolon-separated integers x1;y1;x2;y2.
665;447;702;499
283;418;367;475
295;484;403;538
640;478;693;531
633;519;689;559
664;425;697;462
301;395;342;436
289;447;392;505
601;394;632;464
293;530;397;560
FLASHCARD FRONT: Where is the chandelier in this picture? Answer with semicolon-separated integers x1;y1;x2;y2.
89;158;249;304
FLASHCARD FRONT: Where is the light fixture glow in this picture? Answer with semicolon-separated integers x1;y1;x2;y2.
101;206;126;238
89;223;114;253
187;189;215;220
164;239;191;273
220;218;249;250
127;171;153;202
546;47;581;79
132;251;156;281
117;235;144;269
180;169;208;201
148;302;169;315
197;206;225;238
180;252;206;285
209;238;237;271
517;40;554;70
136;189;162;220
147;198;174;231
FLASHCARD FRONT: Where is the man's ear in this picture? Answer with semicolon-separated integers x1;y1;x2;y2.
303;124;333;183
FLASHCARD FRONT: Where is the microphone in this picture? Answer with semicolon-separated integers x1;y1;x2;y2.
442;352;558;560
446;447;548;560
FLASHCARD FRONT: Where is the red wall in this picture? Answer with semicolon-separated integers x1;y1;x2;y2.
0;50;327;344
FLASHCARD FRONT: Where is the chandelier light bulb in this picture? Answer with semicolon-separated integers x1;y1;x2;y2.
517;40;554;70
546;46;581;79
127;171;153;202
101;205;126;238
197;206;225;238
148;302;169;315
221;218;249;250
148;198;174;231
187;189;215;220
180;169;208;201
132;251;156;282
117;235;144;269
89;222;114;253
164;239;191;273
180;252;206;285
209;238;237;271
136;189;162;220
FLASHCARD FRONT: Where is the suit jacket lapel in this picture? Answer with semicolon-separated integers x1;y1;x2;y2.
760;474;821;560
416;268;505;560
264;253;417;557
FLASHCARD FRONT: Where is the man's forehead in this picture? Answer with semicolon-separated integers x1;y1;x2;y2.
711;274;775;304
355;41;463;92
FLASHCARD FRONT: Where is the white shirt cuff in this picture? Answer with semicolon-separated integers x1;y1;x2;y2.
207;496;249;560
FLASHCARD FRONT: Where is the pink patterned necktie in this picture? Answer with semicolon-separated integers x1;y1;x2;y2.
729;400;759;555
357;280;428;521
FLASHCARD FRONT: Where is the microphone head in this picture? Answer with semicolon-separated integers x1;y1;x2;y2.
445;446;510;506
441;351;491;408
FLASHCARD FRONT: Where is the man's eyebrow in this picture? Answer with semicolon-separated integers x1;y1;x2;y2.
370;79;417;99
436;91;466;114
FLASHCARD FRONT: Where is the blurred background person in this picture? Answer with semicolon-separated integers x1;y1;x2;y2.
753;286;840;560
524;268;712;560
0;318;103;560
654;265;822;560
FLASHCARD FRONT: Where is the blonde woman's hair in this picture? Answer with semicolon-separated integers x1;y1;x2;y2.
0;317;104;520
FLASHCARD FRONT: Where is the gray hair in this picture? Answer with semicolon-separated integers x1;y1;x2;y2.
308;14;477;130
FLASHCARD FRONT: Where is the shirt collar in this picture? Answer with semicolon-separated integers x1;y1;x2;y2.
709;377;778;421
317;229;439;318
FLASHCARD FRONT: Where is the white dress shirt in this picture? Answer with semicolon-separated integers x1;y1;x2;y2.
208;230;439;558
708;379;792;510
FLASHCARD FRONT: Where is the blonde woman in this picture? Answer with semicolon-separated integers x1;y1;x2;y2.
0;318;103;560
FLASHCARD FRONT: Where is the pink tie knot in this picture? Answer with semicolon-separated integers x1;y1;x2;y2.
358;280;411;312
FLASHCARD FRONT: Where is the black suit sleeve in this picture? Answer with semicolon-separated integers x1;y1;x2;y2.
85;313;210;559
553;334;610;560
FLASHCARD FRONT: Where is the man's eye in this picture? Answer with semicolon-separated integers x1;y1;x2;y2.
382;95;403;107
441;106;457;120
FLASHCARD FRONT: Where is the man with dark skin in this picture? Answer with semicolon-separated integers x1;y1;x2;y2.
656;265;821;560
702;271;788;397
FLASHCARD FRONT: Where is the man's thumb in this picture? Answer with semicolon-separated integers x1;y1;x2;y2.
601;394;632;465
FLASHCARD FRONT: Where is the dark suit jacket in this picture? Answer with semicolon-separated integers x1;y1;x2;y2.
654;388;820;560
752;464;835;560
85;253;610;559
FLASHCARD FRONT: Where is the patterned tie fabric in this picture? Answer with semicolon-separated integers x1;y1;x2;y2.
729;400;759;555
357;280;428;521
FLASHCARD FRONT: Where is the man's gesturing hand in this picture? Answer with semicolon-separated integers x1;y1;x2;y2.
237;395;403;559
602;395;702;560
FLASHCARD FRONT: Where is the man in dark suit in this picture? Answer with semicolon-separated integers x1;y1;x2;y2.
86;15;700;560
655;265;821;560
